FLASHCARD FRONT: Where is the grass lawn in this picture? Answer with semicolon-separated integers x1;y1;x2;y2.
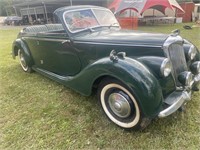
0;23;200;149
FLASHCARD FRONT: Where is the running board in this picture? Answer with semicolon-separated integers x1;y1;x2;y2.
32;66;72;83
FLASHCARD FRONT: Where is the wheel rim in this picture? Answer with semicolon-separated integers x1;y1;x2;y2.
100;83;140;128
18;50;28;71
108;93;131;118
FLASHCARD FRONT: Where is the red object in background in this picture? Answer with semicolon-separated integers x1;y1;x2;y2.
109;0;184;14
176;2;195;22
109;0;185;29
117;17;138;30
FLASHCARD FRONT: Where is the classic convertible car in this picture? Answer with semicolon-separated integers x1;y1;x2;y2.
12;5;200;129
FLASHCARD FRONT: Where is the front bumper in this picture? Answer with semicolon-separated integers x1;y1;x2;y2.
158;72;200;118
158;91;191;118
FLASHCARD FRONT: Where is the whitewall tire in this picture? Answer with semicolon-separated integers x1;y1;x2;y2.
98;79;145;129
18;49;32;73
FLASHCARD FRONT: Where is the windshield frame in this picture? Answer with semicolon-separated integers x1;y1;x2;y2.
63;8;119;34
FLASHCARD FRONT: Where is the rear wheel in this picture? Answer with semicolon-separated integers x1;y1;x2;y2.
98;78;151;130
18;49;32;73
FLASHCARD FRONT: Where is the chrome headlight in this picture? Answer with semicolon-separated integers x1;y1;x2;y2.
160;58;172;77
178;71;194;87
188;45;197;60
190;61;200;75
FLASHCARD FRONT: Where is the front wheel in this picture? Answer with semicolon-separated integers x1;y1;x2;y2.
98;79;150;130
18;49;32;73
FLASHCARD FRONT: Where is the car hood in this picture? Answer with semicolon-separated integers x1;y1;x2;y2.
74;29;169;47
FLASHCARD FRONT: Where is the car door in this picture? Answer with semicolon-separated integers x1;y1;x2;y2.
35;32;81;76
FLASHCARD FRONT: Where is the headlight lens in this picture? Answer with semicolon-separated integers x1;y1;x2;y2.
160;58;172;77
188;45;197;60
178;71;194;87
190;61;200;75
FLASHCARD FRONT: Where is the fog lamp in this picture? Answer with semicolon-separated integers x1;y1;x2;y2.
190;61;200;75
188;45;197;60
178;71;194;87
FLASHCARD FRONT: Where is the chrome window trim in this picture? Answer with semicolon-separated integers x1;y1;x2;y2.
63;7;119;34
74;40;162;48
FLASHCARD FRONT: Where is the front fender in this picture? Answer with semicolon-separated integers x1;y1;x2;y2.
67;57;163;118
12;39;34;67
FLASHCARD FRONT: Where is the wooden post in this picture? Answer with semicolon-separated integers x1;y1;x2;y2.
70;0;73;6
13;6;17;16
43;2;48;24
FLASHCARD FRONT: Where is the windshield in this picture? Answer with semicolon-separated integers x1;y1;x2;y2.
63;8;119;33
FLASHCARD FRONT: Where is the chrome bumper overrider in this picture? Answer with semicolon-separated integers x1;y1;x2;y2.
158;72;200;118
158;91;191;118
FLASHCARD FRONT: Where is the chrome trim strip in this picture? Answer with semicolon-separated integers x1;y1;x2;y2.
35;38;66;42
74;41;162;48
23;36;161;47
158;91;191;118
23;37;67;42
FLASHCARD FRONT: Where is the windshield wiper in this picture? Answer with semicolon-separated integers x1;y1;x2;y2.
84;27;95;33
109;23;120;28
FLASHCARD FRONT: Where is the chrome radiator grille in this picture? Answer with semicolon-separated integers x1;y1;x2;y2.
168;44;187;86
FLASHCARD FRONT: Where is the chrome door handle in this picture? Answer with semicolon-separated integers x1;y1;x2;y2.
62;40;70;44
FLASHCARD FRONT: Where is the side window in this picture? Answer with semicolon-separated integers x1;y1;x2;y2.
53;14;62;24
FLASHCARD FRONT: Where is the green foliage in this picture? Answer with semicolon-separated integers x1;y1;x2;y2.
0;0;7;16
0;0;13;16
0;24;200;149
193;0;200;3
177;0;192;2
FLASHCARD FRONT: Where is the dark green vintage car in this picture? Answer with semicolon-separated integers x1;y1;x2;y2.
12;5;200;129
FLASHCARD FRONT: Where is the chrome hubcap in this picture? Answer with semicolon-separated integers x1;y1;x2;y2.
20;54;26;67
19;50;28;70
108;93;131;118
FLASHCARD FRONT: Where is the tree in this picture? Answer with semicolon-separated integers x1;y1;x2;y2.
0;0;13;16
0;0;7;16
193;0;200;3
